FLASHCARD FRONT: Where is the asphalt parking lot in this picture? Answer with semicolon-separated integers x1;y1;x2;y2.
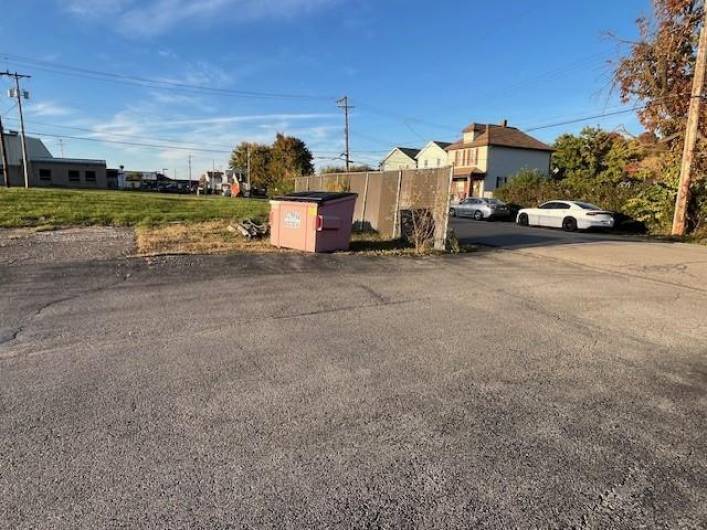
452;216;640;249
1;228;706;529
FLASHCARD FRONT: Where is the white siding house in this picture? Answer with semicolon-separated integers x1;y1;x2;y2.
380;147;420;171
415;141;451;169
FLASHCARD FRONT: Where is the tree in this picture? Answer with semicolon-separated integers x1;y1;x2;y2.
613;0;703;140
552;127;633;183
612;0;707;231
229;142;272;189
319;164;373;174
268;133;314;192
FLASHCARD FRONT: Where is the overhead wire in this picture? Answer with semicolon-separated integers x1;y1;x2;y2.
1;54;689;165
0;53;336;101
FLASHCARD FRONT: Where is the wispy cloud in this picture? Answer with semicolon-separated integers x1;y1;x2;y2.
62;0;340;36
26;101;74;117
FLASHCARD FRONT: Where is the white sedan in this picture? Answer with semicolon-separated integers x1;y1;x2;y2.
516;201;615;232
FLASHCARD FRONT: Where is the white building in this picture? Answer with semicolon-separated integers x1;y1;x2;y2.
379;147;420;171
415;141;452;169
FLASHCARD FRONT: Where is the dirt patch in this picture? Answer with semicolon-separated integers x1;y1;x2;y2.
136;223;473;257
0;226;135;266
135;221;282;256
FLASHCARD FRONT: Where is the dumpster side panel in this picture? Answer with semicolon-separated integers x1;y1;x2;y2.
314;196;357;252
271;201;312;251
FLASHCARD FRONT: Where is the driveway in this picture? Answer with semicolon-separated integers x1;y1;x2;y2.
1;229;706;529
452;216;642;249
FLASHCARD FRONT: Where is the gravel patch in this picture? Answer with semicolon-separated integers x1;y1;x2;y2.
0;226;135;266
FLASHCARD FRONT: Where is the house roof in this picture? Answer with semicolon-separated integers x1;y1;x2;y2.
32;157;106;165
1;132;53;165
453;167;485;178
446;126;554;152
415;141;452;159
382;147;420;163
462;123;490;133
397;147;420;159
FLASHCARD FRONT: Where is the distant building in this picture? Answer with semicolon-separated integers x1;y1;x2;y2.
415;141;452;169
379;147;420;171
446;120;553;199
1;131;108;189
200;169;244;194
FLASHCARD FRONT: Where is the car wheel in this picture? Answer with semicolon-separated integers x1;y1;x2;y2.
473;210;483;221
517;213;529;226
562;217;578;232
449;208;456;217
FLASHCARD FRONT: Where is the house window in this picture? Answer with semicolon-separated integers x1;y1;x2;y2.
471;149;477;165
85;170;96;182
436;158;441;167
69;170;80;182
424;159;429;168
39;169;52;181
455;151;462;165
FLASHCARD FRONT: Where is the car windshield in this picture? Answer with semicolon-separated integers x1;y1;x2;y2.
574;202;602;210
486;199;505;205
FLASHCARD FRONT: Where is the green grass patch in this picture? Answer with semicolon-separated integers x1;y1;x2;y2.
0;188;270;228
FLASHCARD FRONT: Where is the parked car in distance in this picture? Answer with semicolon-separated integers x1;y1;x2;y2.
516;201;615;232
449;198;511;221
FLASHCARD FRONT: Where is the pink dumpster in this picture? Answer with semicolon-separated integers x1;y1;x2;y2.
269;192;358;252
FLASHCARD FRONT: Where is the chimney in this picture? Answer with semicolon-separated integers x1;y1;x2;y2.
500;119;508;127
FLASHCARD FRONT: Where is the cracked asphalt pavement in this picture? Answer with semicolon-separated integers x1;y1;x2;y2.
1;228;706;529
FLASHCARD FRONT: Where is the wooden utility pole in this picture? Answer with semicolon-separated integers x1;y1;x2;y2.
0;114;10;187
246;144;251;187
188;153;192;189
337;96;354;172
1;71;32;188
672;7;707;236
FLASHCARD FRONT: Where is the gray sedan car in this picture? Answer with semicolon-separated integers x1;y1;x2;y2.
449;198;511;221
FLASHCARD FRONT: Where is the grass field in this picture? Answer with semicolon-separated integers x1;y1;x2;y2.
0;188;270;228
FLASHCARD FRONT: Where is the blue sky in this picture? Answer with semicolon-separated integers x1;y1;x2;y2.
0;0;649;177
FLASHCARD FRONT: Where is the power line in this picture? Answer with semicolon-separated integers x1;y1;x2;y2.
25;129;386;157
26;130;231;154
0;102;17;116
0;53;336;101
2;116;236;150
523;93;689;132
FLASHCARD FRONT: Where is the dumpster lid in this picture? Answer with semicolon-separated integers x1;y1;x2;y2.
273;191;357;203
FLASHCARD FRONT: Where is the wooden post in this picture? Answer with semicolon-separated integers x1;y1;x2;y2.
393;170;404;239
360;171;370;231
673;7;707;236
435;166;455;251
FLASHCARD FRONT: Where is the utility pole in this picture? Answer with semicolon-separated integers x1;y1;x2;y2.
1;71;31;188
59;138;65;158
673;7;707;236
337;96;354;172
0;114;10;187
188;153;193;191
247;144;252;187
